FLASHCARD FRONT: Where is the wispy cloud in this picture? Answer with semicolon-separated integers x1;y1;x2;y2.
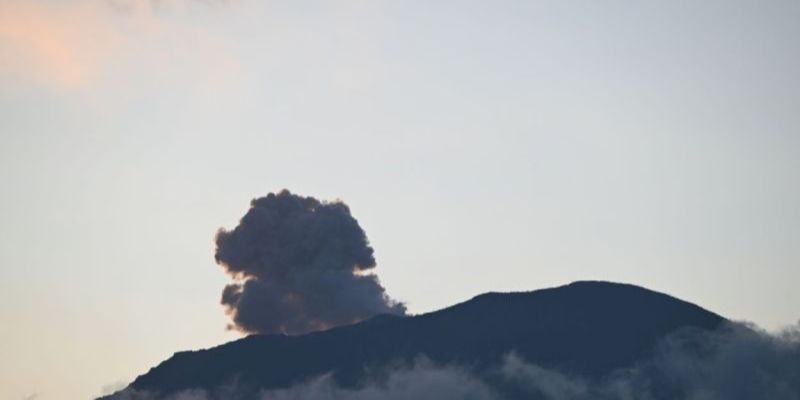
0;0;235;89
105;0;231;16
0;1;110;87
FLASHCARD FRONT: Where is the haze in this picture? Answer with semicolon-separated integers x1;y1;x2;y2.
1;1;798;399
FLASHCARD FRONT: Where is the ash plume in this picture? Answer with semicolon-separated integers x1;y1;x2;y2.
215;190;406;335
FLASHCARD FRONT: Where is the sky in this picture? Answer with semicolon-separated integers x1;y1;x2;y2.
1;0;799;399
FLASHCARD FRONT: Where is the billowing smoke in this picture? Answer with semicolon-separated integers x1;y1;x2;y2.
215;190;406;335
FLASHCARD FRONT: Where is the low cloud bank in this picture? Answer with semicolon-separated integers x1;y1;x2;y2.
498;321;800;399
107;321;800;400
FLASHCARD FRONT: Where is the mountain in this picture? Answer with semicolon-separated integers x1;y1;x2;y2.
101;281;725;399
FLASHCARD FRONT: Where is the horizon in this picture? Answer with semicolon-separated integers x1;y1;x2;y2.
2;1;799;399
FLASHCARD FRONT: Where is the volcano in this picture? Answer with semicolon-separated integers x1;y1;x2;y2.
101;281;725;399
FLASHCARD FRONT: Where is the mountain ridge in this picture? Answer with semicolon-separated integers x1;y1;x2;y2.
102;281;726;399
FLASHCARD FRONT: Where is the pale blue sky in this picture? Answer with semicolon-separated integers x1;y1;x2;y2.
1;1;799;399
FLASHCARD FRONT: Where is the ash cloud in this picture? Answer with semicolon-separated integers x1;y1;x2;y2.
215;190;406;335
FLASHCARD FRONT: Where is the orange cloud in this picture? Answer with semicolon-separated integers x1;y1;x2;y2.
0;1;114;87
0;0;240;91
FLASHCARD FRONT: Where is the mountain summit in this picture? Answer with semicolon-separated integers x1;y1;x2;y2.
101;281;725;399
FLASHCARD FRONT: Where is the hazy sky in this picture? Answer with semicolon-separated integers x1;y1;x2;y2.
1;0;799;399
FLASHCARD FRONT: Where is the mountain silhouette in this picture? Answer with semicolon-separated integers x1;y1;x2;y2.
101;281;725;399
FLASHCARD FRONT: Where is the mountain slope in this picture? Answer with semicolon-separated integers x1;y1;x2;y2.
103;281;725;399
